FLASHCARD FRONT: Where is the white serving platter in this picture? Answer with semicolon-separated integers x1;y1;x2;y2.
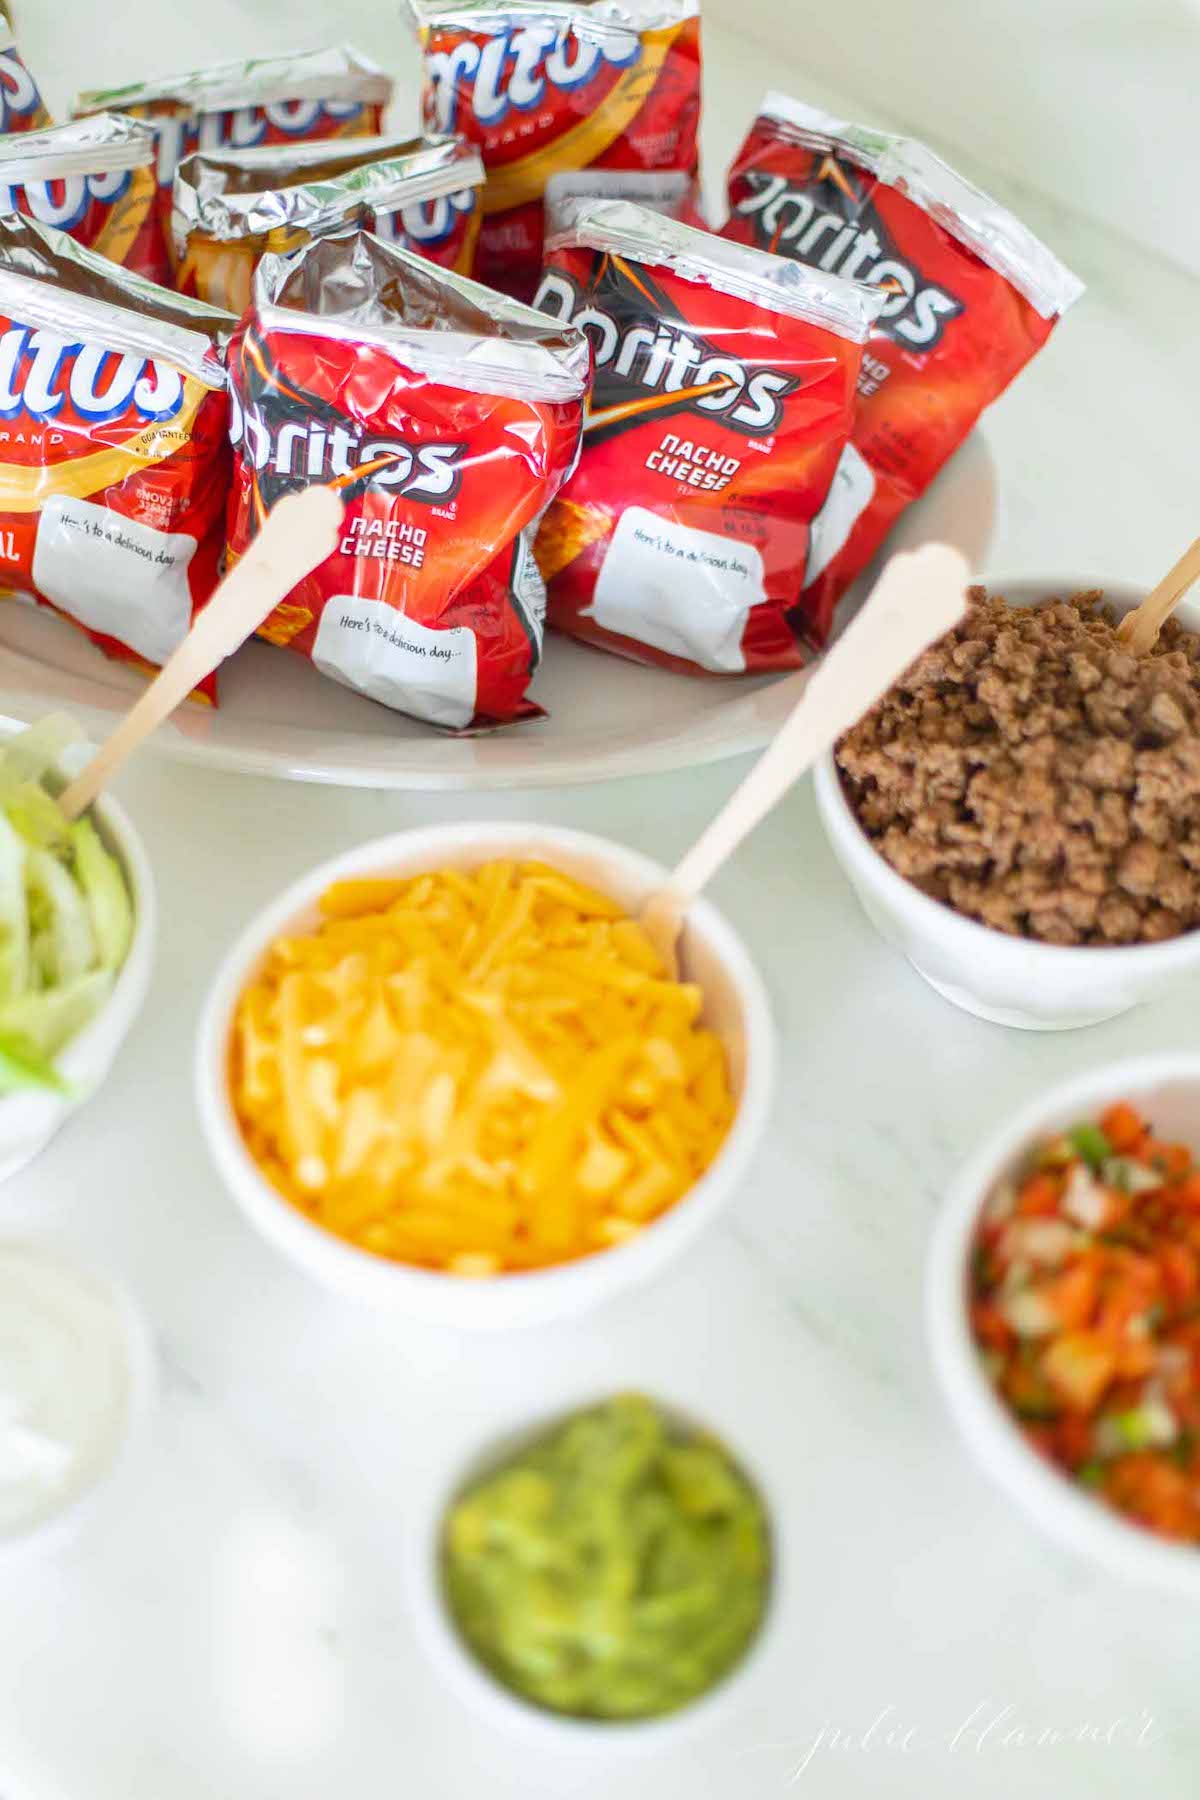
0;434;994;791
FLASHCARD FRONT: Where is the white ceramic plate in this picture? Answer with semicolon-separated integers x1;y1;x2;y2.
0;434;995;791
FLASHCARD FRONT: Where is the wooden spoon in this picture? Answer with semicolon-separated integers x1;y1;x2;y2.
59;487;344;820
638;542;971;975
1117;532;1200;657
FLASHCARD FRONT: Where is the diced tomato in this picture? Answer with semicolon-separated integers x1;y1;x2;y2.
970;1301;1014;1353
1112;1337;1157;1379
1042;1259;1099;1330
1159;1242;1199;1309
1017;1172;1061;1217
1105;1454;1200;1541
1100;1101;1147;1155
1053;1411;1093;1468
1174;1174;1200;1210
1042;1332;1117;1410
1143;1140;1194;1182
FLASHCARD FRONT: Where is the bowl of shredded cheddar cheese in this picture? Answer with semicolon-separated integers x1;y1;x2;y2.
195;823;774;1327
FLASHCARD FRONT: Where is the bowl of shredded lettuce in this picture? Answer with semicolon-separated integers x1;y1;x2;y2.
0;713;154;1182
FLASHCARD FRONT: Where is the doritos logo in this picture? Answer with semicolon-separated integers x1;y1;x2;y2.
536;263;799;438
0;323;185;433
735;163;965;351
0;169;133;234
425;23;640;131
228;383;468;506
373;184;477;250
0;45;41;131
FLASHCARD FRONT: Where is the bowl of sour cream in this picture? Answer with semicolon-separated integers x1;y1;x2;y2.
0;1238;153;1552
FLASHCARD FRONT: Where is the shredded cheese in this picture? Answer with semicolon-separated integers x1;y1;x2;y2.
229;861;735;1275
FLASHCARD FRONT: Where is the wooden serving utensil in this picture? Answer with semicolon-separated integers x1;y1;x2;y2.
59;487;344;821
638;542;971;975
1117;532;1200;658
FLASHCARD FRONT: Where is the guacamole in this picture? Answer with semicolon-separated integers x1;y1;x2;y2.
442;1393;770;1720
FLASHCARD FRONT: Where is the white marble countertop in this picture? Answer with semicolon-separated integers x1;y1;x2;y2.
4;7;1200;1799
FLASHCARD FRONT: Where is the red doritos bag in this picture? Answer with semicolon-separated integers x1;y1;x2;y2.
0;6;49;136
0;215;234;698
74;45;392;279
722;95;1085;640
226;228;589;729
0;115;171;286
533;199;882;676
407;0;702;304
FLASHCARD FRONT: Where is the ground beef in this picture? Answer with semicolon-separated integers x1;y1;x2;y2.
835;589;1200;946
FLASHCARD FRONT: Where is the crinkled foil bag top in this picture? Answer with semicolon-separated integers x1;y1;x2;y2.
173;132;485;314
74;44;392;275
0;3;49;136
0;114;171;285
226;228;589;729
533;198;883;677
722;94;1085;639
0;214;235;697
407;0;702;303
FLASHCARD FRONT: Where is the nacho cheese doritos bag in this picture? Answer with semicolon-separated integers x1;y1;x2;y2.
0;214;234;697
407;0;702;303
174;133;485;314
722;94;1085;639
226;228;589;730
0;115;171;286
533;198;883;676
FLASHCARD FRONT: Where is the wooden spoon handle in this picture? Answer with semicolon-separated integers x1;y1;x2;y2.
59;488;344;820
667;543;970;905
1117;532;1200;657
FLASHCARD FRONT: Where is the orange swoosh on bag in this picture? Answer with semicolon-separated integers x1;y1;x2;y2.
0;376;208;510
92;164;158;269
481;25;682;215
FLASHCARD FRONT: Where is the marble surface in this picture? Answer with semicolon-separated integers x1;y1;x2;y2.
4;7;1200;1799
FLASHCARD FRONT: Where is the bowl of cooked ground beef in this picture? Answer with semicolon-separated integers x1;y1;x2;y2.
814;580;1200;1030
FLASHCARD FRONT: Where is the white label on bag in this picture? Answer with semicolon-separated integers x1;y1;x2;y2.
31;496;196;666
587;506;761;673
805;442;876;586
312;599;478;729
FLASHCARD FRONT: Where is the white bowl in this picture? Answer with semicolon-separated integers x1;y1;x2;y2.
814;577;1200;1031
195;822;775;1328
928;1053;1200;1594
0;734;156;1184
405;1390;780;1745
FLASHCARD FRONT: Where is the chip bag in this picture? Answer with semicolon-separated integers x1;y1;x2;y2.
0;115;170;285
722;94;1085;639
533;199;883;676
544;166;705;236
226;228;589;729
174;133;485;314
407;0;702;303
0;214;234;697
74;45;392;277
0;5;49;136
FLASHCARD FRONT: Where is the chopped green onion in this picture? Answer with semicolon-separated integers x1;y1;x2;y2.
1068;1122;1113;1170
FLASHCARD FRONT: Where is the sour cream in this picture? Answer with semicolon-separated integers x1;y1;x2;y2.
0;1242;138;1542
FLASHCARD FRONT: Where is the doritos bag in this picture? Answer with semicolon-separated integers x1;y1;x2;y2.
0;215;234;697
74;45;392;278
174;133;485;314
722;95;1085;639
0;115;170;285
533;199;882;676
0;4;48;136
226;229;589;729
407;0;702;303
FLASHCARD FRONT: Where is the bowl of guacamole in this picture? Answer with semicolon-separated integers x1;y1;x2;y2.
436;1392;772;1726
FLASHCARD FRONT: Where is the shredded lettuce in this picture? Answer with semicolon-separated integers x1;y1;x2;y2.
0;722;132;1094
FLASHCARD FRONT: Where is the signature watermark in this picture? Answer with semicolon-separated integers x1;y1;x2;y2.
780;1702;1160;1781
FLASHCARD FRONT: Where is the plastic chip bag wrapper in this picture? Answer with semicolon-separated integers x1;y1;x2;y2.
0;214;235;697
533;198;883;676
0;3;49;136
722;94;1085;640
174;133;485;314
407;0;702;303
74;45;392;278
0;114;170;286
225;228;589;729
